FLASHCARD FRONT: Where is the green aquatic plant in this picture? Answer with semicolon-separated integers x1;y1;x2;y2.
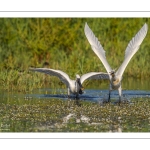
0;18;150;78
0;93;150;132
0;18;150;132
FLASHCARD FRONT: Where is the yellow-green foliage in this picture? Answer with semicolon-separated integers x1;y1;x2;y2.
0;18;150;78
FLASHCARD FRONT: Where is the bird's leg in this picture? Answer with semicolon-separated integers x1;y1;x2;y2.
108;90;111;102
118;86;122;104
108;85;112;102
67;88;70;99
75;94;81;106
75;93;79;100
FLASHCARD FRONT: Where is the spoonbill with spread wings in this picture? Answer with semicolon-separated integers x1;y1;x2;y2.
84;22;148;103
30;67;109;99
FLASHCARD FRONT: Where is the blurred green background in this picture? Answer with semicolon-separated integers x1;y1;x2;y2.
0;18;149;78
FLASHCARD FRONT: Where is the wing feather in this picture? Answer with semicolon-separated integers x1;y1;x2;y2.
80;72;109;84
116;23;148;77
84;23;112;74
29;68;71;86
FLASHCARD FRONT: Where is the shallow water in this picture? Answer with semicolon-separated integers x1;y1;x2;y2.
28;89;150;102
26;78;150;102
0;78;150;103
0;78;150;132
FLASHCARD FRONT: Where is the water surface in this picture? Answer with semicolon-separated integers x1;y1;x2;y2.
0;78;150;103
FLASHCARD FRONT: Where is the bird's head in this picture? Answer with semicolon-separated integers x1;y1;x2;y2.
109;70;115;77
76;74;80;79
76;74;84;94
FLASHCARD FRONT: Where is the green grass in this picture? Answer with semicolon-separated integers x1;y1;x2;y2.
0;18;150;132
0;69;149;132
0;18;150;78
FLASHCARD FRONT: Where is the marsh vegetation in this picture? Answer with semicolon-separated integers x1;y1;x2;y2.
0;93;150;132
0;18;150;132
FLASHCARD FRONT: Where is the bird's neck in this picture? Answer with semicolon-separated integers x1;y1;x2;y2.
111;73;116;80
112;75;117;81
110;74;121;86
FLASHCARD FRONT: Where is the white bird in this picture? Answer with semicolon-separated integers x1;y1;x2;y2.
84;22;148;103
29;67;109;99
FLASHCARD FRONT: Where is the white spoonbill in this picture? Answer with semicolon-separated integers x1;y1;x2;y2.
84;22;148;103
29;67;109;99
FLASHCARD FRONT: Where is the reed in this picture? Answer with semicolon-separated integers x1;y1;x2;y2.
0;18;150;132
0;18;150;78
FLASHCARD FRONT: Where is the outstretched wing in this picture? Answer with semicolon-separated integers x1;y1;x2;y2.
84;22;112;75
29;68;72;86
80;72;109;84
116;23;148;77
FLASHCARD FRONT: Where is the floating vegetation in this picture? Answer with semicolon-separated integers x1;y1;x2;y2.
0;18;150;132
0;95;150;132
0;68;149;132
